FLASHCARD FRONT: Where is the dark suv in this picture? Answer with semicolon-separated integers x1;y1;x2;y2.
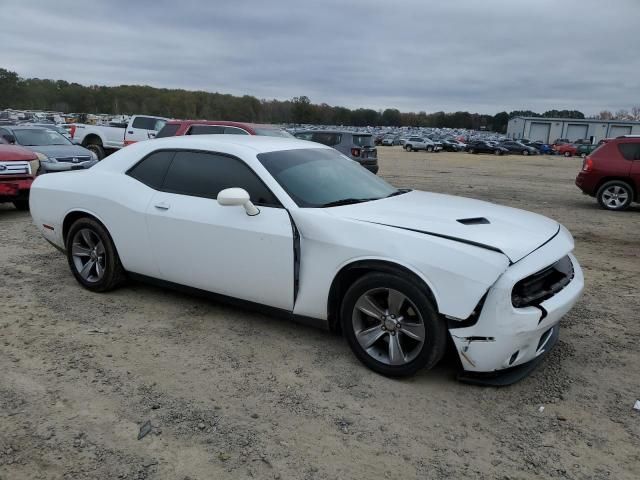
293;130;379;173
575;136;640;211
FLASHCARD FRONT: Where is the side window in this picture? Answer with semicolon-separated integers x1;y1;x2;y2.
132;116;162;130
187;125;225;135
127;150;175;189
295;132;313;141
224;127;250;135
161;151;281;206
618;143;640;161
312;133;341;146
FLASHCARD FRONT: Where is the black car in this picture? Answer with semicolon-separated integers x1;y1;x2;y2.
440;139;465;152
466;141;509;155
500;140;538;156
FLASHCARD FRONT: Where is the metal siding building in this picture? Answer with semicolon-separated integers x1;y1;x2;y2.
507;117;640;143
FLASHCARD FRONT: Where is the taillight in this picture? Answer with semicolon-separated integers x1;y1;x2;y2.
69;125;76;139
351;147;361;157
582;156;593;172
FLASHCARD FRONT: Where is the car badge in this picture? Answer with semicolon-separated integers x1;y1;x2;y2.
72;157;79;163
0;165;6;171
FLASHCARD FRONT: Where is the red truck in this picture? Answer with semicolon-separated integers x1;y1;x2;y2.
0;141;40;210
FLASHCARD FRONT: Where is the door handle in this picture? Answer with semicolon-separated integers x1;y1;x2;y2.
154;202;170;210
128;130;134;134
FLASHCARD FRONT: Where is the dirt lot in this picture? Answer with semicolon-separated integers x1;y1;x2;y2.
1;148;639;480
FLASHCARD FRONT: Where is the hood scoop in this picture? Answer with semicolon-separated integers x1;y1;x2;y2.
457;217;490;225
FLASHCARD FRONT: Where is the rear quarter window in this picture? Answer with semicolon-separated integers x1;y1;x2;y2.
617;143;640;160
156;124;180;138
352;135;373;147
127;150;175;189
311;133;342;146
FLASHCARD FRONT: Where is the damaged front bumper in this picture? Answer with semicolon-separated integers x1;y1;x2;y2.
448;229;584;385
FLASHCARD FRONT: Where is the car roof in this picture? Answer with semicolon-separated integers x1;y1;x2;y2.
295;130;371;135
165;120;281;130
2;125;50;131
94;135;334;175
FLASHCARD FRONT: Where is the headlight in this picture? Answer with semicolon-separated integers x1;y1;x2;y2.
89;151;98;161
35;152;50;162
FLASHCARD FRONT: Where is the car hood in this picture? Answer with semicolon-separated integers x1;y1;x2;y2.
25;144;92;158
327;190;560;263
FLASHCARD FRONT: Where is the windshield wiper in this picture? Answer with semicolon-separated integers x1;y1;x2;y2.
320;198;378;208
386;188;412;198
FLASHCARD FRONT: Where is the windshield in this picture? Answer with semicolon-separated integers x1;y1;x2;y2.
255;128;294;138
258;148;398;207
14;128;71;146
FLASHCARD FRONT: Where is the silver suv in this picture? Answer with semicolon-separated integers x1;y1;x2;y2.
293;130;379;174
403;136;443;152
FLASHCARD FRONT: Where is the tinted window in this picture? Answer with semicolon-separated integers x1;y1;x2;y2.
617;143;640;160
156;124;180;138
127;150;175;189
257;148;397;208
223;126;250;135
353;135;373;147
294;132;314;140
311;132;341;146
254;128;293;138
188;125;225;135
132;116;165;131
162;151;280;206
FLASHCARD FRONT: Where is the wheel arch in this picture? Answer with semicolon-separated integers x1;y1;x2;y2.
82;133;104;146
327;259;439;333
62;209;110;247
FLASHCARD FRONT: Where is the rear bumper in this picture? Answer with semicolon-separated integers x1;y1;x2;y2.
449;230;583;381
575;171;598;195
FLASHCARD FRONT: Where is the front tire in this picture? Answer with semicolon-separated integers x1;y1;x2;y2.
494;149;502;155
596;181;633;211
85;143;105;160
426;146;433;152
468;148;475;154
522;149;529;156
564;151;572;157
340;272;446;377
66;217;126;292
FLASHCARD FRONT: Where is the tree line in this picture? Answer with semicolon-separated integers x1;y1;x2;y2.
2;68;616;133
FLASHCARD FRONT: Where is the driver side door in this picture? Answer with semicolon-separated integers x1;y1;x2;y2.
144;150;295;310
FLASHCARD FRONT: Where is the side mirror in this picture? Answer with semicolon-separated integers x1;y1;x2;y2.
217;188;260;216
2;134;16;144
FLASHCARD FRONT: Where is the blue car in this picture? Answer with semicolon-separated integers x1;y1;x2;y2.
530;142;554;155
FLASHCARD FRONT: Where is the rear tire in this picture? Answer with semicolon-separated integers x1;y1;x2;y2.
596;180;633;211
12;200;29;211
426;146;433;152
494;149;502;155
522;149;529;155
66;217;126;292
85;143;105;160
468;148;475;154
563;151;572;157
340;272;446;377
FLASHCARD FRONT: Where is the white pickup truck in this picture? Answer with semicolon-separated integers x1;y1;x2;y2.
70;115;168;159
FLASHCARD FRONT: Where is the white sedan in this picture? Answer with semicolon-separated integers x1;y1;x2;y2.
30;136;584;383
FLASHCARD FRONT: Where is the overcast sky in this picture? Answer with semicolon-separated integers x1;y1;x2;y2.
2;0;638;115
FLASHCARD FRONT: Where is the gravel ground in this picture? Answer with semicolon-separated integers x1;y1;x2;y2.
1;148;639;480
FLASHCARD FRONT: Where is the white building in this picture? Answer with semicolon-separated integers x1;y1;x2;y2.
507;117;640;143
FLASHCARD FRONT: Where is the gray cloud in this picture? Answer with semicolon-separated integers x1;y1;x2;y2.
2;0;639;115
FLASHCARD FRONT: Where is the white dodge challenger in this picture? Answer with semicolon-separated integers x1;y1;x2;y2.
30;136;584;384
